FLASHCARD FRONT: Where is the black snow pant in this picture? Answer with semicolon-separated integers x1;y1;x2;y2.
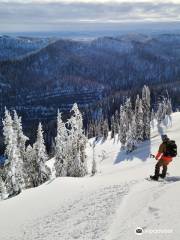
154;159;168;179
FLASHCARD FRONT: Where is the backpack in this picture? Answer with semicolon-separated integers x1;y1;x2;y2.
164;140;177;157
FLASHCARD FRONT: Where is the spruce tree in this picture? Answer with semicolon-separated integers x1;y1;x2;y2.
13;110;29;188
3;108;24;195
67;104;88;177
33;123;51;186
156;101;165;125
135;95;144;141
0;175;6;200
119;105;128;149
126;116;137;153
142;85;151;140
166;99;173;116
114;110;120;134
111;115;115;139
24;145;37;188
103;119;109;140
91;142;97;176
54;111;69;177
124;98;133;127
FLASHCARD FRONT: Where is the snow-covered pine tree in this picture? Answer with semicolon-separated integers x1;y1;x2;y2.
91;142;97;176
111;115;115;139
49;138;56;158
156;101;166;125
119;105;128;149
94;120;102;139
67;103;88;177
2;108;24;195
151;108;155;122
99;118;104;139
165;98;173;126
102;119;109;140
0;175;6;200
135;95;144;141
124;98;133;127
24;145;37;188
13;110;29;188
126;116;137;153
87;122;94;139
33;123;51;186
3;108;14;160
151;108;156;128
114;110;120;134
166;99;173;116
142;85;151;140
54;110;69;177
13;110;29;159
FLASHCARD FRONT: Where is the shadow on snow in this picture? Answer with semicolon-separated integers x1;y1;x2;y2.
114;140;151;164
165;176;180;183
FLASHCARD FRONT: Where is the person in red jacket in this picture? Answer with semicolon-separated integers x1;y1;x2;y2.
150;135;173;181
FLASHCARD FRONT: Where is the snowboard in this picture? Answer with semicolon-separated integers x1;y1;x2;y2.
145;177;166;182
146;173;170;182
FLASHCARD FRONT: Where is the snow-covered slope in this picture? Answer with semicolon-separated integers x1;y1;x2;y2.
0;113;180;240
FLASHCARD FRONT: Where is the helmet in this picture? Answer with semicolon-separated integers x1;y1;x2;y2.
161;134;169;142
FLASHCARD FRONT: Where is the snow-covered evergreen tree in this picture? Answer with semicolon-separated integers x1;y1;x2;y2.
33;123;51;186
0;175;6;200
135;95;144;141
114;110;120;134
13;110;28;159
124;98;133;127
24;145;37;188
91;142;97;176
151;108;156;128
2;108;24;195
54;111;69;177
142;85;151;140
87;122;95;139
67;103;88;177
166;99;173;116
102;119;109;140
157;98;173;127
151;108;155;122
3;108;14;159
111;115;115;139
165;98;173;126
126;116;137;153
119;105;128;149
91;158;97;176
13;110;29;188
156;101;166;125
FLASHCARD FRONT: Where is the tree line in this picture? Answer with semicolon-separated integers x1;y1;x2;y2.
0;86;172;200
87;86;172;153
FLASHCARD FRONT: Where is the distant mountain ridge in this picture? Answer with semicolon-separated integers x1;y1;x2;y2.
0;35;53;61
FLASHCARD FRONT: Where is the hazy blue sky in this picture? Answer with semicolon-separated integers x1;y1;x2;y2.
0;0;180;33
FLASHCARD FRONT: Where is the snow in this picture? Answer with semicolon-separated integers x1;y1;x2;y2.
1;112;180;239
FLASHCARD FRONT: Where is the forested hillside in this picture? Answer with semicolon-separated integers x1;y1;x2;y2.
0;33;180;151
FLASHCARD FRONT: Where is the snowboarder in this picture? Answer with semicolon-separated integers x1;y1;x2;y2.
150;135;177;181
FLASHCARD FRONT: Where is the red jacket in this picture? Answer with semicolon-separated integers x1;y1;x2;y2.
156;142;173;164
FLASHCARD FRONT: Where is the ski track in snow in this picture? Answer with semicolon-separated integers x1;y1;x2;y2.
5;183;134;240
105;176;180;240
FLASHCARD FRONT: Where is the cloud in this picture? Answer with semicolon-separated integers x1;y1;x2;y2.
0;1;180;32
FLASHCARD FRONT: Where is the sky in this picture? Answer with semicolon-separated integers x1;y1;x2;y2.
1;0;180;33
